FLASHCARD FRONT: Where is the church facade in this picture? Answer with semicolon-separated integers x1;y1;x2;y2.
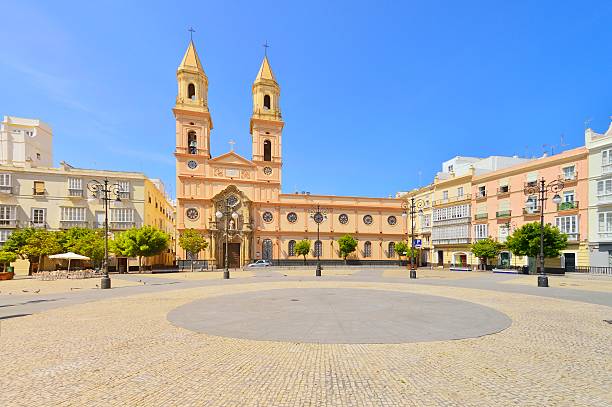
174;40;408;267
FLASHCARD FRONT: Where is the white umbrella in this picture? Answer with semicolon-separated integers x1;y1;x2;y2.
49;252;90;272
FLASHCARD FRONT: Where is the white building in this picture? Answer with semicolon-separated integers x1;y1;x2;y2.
0;115;53;168
585;118;612;267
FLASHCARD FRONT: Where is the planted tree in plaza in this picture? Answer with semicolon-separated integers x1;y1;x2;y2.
470;238;503;270
2;227;36;256
59;227;105;267
178;229;208;272
294;239;311;265
506;222;568;272
394;241;419;267
0;251;18;272
111;226;169;272
20;229;63;273
337;234;357;262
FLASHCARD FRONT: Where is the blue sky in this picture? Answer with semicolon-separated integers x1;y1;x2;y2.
1;1;610;199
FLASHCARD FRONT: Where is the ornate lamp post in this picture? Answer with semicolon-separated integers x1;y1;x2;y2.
215;199;239;280
309;204;328;277
402;198;425;279
524;177;563;287
87;179;122;289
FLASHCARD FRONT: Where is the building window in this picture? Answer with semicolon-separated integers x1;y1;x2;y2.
556;215;578;240
499;184;509;194
188;131;198;154
602;149;612;173
32;208;46;226
562;165;576;180
68;177;83;197
0;229;12;244
498;224;510;243
110;208;134;222
314;240;322;257
262;211;273;223
457;187;464;197
262;239;273;260
474;224;488;240
263;94;271;110
563;191;574;203
118;181;130;199
442;190;448;201
33;181;45;195
599;212;612;238
363;215;373;225
61;207;85;221
447;165;453;172
0;173;11;187
597;179;612;200
338;214;349;224
388;242;395;258
387;215;397;225
363;241;372;257
188;83;196;100
525;195;538;213
478;185;486;198
0;205;16;226
288;240;296;256
263;140;272;161
287;212;298;223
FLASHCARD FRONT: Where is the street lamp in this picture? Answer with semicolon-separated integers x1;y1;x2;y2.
308;204;328;277
402;198;425;279
524;177;564;287
215;200;239;280
87;179;122;289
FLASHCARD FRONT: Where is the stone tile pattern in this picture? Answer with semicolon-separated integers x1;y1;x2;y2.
0;280;610;406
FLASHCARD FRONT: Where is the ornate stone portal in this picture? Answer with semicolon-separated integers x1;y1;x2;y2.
209;185;253;268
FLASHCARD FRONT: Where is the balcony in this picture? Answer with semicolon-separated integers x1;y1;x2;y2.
560;172;578;184
564;233;579;241
475;191;487;201
109;221;137;230
557;201;579;211
432;237;471;245
496;210;512;218
524;181;538;190
60;220;90;229
68;189;84;198
597;194;612;205
0;185;12;194
474;213;488;220
497;186;510;197
602;164;612;174
0;219;18;228
523;207;541;216
432;194;471;206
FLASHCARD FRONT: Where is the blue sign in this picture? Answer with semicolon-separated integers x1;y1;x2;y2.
413;239;422;248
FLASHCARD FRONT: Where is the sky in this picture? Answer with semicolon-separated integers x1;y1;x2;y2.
0;1;611;199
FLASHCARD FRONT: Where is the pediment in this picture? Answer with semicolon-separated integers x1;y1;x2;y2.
209;151;255;167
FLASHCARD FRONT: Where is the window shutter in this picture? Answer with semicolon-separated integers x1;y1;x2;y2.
526;172;538;182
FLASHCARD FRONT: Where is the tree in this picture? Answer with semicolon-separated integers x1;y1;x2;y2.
111;226;169;272
20;229;63;273
506;222;568;272
0;251;17;272
337;234;357;262
178;229;208;271
59;228;105;267
470;238;503;269
294;239;311;265
394;241;419;266
2;228;36;257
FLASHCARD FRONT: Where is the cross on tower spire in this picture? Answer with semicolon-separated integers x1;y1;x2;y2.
263;40;270;57
228;139;236;151
188;27;195;41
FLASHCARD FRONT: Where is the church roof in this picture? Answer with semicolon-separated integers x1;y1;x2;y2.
254;56;277;83
179;40;204;72
209;150;256;167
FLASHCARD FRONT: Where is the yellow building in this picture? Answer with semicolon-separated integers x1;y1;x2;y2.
144;178;176;267
174;40;409;267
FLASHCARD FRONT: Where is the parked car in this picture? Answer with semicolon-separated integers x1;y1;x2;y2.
246;260;272;268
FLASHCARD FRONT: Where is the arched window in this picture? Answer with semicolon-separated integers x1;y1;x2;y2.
388;242;395;258
262;239;273;261
364;241;372;258
263;140;272;161
188;83;196;100
288;240;296;257
314;240;322;257
263;94;271;109
188;131;197;154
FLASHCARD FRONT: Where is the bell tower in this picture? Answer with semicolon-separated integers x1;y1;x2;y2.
174;39;212;158
250;54;284;173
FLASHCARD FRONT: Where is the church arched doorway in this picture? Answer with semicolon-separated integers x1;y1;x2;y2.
262;239;273;261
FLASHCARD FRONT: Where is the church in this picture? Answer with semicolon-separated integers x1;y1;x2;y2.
174;40;407;268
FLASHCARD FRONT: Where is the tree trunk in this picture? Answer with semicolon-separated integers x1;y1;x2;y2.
191;259;194;273
38;254;42;273
138;256;142;273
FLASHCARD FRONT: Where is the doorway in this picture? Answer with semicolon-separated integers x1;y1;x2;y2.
222;243;241;269
562;253;576;272
437;250;444;266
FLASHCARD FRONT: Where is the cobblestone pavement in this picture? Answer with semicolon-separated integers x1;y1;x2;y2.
0;272;610;407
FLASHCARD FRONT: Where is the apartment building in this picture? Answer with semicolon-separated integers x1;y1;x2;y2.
0;116;176;272
585;120;612;267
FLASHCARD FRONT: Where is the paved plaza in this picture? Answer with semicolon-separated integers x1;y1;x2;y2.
0;269;610;406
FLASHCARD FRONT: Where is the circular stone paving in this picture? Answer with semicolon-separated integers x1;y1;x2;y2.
168;288;511;344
